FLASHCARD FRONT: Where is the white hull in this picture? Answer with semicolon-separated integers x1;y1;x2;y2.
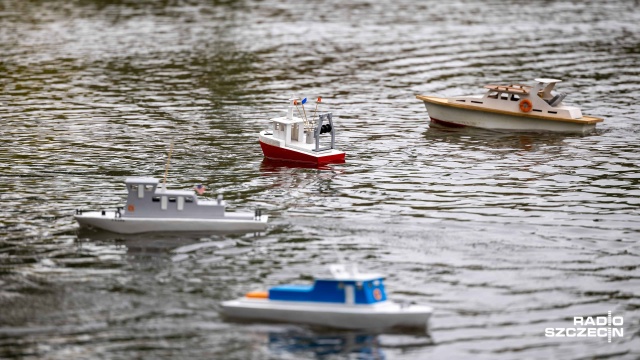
423;100;596;134
75;211;268;234
220;298;432;330
259;131;345;160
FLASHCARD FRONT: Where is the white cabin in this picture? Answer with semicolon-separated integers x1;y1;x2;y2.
448;78;583;119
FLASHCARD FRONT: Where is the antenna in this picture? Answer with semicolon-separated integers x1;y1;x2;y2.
311;96;321;122
162;140;174;190
301;100;308;124
293;98;308;127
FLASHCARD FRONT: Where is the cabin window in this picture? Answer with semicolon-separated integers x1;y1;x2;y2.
373;280;380;286
532;109;542;112
152;196;160;202
488;91;498;99
184;196;194;203
500;93;509;100
337;282;344;289
456;99;466;102
168;197;177;203
548;111;557;114
356;283;363;290
367;282;373;288
145;185;154;192
274;123;281;131
130;184;138;191
471;100;483;104
510;94;520;101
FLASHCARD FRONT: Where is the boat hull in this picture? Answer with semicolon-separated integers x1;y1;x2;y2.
75;211;268;234
419;96;599;134
259;133;345;165
220;298;432;330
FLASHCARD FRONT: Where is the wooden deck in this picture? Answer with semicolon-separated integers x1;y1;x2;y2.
483;84;531;94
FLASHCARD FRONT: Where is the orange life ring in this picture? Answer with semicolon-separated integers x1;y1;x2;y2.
519;99;533;113
373;288;382;301
127;204;135;212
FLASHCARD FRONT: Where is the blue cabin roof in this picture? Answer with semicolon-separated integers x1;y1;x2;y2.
269;277;387;305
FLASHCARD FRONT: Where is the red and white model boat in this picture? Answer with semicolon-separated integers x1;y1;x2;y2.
416;78;604;134
259;97;345;165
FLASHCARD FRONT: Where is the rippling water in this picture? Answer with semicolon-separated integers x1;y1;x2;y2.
1;0;639;359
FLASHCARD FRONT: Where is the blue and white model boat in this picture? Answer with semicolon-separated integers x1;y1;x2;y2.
221;264;433;330
74;177;268;234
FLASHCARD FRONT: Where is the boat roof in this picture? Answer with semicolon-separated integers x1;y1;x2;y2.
268;116;305;124
535;78;562;83
316;273;384;282
125;177;159;184
318;264;384;282
155;189;195;196
484;84;531;94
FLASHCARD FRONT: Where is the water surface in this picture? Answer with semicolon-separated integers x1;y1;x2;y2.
1;0;639;359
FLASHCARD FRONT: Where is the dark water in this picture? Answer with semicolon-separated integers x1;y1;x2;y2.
1;0;639;359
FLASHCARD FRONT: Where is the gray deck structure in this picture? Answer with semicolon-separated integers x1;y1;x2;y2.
75;177;268;234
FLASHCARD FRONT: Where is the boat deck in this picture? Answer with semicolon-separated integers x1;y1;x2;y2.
483;84;531;94
259;131;344;155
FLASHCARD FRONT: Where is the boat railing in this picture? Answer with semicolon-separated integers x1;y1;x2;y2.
313;112;336;152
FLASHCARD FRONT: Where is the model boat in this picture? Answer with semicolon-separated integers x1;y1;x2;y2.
74;177;268;234
220;264;432;330
416;78;603;134
259;97;345;165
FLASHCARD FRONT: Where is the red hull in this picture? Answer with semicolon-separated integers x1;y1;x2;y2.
259;141;345;165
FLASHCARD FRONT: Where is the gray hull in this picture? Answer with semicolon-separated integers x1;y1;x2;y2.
75;211;268;234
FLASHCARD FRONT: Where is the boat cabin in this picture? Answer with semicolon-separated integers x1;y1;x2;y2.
123;177;226;219
449;78;583;119
264;264;387;305
483;78;566;106
264;97;337;153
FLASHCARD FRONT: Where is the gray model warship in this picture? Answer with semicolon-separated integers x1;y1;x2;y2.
75;177;268;234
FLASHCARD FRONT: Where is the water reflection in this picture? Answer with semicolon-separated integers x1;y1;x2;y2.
76;228;202;254
268;330;386;359
75;227;262;257
425;122;574;148
259;158;339;172
2;0;639;358
265;327;436;359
